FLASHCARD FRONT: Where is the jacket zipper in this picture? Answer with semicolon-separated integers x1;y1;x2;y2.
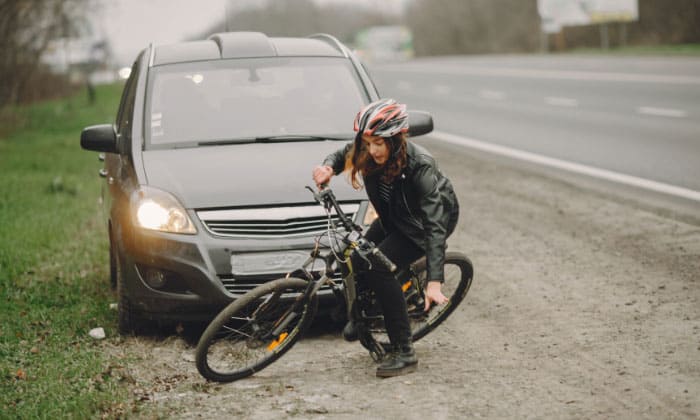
400;178;422;228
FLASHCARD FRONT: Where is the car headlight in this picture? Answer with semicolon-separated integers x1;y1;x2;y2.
363;202;378;226
131;186;196;234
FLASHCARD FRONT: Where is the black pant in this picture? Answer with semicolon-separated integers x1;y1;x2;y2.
361;220;424;346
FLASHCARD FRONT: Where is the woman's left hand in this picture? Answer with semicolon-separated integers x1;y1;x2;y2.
424;281;449;311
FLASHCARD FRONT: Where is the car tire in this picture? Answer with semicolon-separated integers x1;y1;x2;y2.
109;234;117;290
115;248;138;334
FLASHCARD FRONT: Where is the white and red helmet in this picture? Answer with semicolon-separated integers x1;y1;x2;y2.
353;98;409;137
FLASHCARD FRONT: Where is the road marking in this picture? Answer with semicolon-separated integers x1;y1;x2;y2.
397;81;412;91
380;65;700;85
545;97;579;107
434;84;451;95
430;130;700;203
479;90;506;100
636;106;687;118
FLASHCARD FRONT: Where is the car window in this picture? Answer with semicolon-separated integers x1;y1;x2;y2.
144;57;366;148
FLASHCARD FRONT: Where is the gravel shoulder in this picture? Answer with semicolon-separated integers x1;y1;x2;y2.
104;138;700;419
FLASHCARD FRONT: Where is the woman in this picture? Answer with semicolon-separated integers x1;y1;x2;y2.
312;98;460;378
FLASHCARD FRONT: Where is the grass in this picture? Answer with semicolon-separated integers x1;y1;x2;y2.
0;84;136;418
568;43;700;56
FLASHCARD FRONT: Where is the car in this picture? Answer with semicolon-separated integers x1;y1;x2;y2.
80;32;433;333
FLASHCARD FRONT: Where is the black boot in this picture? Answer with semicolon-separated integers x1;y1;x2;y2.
342;320;358;342
376;342;418;378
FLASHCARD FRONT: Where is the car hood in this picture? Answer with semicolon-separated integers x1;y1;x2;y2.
142;141;359;208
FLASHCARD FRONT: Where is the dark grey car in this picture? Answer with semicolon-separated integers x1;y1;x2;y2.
80;32;433;333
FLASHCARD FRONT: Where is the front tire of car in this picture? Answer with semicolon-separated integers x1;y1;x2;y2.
109;231;117;290
115;248;137;334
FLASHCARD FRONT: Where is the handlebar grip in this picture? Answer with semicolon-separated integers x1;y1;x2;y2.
371;248;397;273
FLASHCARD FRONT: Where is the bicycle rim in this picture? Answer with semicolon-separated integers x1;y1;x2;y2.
195;278;316;382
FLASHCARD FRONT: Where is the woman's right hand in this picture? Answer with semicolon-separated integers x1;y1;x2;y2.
312;165;334;187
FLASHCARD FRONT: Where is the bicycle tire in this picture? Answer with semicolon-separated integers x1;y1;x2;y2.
195;277;317;383
409;252;473;341
366;252;473;347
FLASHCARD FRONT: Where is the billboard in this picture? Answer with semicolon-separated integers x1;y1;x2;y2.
538;0;639;33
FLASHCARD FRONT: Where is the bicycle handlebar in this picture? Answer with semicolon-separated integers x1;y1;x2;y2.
371;247;397;273
307;185;396;273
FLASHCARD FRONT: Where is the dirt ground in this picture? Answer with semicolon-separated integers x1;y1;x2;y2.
103;139;700;419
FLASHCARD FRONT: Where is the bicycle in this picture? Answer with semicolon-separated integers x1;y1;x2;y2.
195;186;473;382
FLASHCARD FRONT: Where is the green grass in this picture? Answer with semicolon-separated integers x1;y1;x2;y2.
0;85;135;418
568;43;700;56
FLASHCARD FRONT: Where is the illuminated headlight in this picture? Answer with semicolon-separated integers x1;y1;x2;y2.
363;202;378;226
131;186;196;234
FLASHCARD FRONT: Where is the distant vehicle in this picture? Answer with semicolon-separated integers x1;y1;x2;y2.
354;25;414;63
79;32;433;333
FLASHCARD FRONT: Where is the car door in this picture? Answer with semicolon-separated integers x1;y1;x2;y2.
107;58;140;243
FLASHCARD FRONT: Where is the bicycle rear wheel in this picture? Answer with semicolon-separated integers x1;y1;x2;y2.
407;252;473;341
366;252;473;347
195;277;317;383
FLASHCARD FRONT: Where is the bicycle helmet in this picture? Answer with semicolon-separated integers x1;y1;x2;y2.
353;98;409;138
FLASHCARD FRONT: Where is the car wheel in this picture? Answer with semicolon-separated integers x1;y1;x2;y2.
109;236;117;290
115;249;137;334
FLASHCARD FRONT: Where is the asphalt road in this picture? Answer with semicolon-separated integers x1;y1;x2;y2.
369;54;700;194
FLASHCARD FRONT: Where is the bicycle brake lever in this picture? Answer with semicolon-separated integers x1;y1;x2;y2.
306;185;331;209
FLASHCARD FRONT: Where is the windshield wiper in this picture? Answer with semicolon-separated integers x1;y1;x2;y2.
197;135;352;146
197;137;258;146
254;135;352;142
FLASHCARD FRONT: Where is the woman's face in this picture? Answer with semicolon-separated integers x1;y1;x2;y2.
362;134;390;165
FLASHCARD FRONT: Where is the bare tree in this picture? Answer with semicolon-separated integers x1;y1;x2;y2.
0;0;92;107
406;0;539;56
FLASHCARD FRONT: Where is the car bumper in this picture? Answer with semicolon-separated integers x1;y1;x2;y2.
118;225;341;322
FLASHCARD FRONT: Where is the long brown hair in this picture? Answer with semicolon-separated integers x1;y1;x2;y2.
344;133;408;189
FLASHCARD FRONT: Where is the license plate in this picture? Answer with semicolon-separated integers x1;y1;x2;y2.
230;250;321;276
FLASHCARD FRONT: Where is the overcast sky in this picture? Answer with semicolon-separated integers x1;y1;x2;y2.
97;0;406;66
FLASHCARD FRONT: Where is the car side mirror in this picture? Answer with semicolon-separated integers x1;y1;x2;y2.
80;124;118;154
408;111;433;137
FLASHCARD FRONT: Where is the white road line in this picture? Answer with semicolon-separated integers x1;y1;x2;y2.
430;130;700;203
545;97;579;107
434;85;451;95
479;90;505;100
397;81;412;91
636;106;688;118
381;65;700;85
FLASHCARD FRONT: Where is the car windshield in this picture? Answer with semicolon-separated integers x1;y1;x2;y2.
145;57;366;148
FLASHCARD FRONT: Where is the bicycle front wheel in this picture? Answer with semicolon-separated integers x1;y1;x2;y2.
195;277;317;383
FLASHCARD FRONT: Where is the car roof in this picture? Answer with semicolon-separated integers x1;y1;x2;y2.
150;32;347;66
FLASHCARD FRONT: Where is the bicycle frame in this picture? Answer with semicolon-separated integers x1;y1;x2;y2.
261;185;445;363
272;187;401;360
281;240;388;361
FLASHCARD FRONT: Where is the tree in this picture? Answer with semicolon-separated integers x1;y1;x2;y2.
0;0;93;107
550;0;700;51
196;0;400;46
406;0;540;56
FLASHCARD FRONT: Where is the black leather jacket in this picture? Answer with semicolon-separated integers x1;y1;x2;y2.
323;141;459;282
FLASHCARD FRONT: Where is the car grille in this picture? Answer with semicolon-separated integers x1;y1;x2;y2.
197;204;360;238
219;271;343;296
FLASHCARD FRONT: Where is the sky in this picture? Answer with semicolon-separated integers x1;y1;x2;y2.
97;0;228;66
96;0;406;67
